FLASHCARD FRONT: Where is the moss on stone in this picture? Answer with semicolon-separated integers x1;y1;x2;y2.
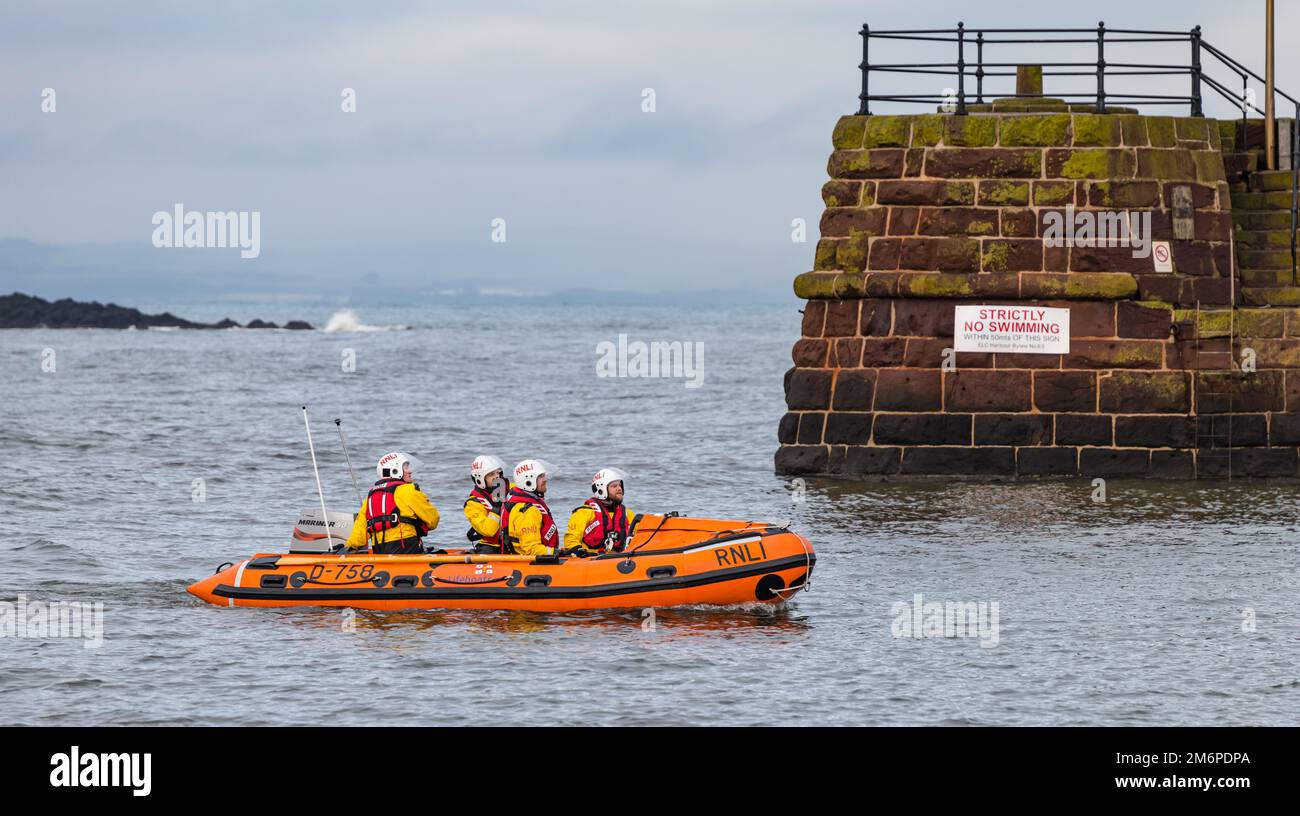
899;273;975;297
969;219;997;235
1237;308;1285;338
1118;115;1149;146
980;180;1030;206
832;116;867;149
862;115;912;148
982;241;1010;272
1147;117;1177;148
1173;117;1209;142
1033;181;1075;206
1193;151;1227;183
945;182;977;205
835;229;872;270
793;271;868;299
1057;149;1133;179
942;115;997;147
1071;114;1122;147
1173;308;1232;338
1037;273;1139;299
814;239;839;270
911;115;943;146
1000;114;1071;146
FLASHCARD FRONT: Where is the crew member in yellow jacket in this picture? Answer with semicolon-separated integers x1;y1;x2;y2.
565;468;639;554
345;451;440;554
500;459;560;556
463;454;511;553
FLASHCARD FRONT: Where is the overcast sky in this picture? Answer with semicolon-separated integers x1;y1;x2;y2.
2;1;1296;302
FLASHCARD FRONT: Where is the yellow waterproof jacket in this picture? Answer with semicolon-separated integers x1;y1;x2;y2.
345;482;440;550
506;503;558;557
564;504;639;552
463;482;514;541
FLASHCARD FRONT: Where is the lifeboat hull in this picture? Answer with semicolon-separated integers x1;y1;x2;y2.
187;516;815;612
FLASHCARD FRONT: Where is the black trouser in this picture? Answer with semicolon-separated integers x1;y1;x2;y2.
373;537;423;555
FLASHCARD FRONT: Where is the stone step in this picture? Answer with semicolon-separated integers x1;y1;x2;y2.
1233;211;1296;230
1237;248;1300;267
1232;190;1296;210
1252;170;1299;192
1242;287;1300;306
1240;248;1298;268
1240;266;1296;286
1235;228;1299;249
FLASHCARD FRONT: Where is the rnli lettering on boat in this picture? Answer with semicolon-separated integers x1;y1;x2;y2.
708;538;768;566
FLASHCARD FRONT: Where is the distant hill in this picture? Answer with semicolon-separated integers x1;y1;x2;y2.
0;292;313;330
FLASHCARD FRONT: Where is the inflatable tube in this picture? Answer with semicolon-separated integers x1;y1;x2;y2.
187;515;815;612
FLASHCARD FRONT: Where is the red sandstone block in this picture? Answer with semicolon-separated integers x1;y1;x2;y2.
996;353;1063;369
1116;301;1173;338
874;369;942;411
785;368;834;410
944;370;1032;411
821;180;863;208
1000;209;1037;237
801;301;826;336
1034;370;1098;412
1171;242;1215;277
831;338;863;367
874;413;973;445
917;208;1000;237
893;299;954;336
876;180;976;206
828;148;906;179
861;337;907;367
792;338;828;367
868;238;902;270
832;370;877;410
887;207;920;236
823;300;861;336
820;207;888;238
1099;371;1191;413
1064;339;1164;369
860;299;892;335
926;148;1042;178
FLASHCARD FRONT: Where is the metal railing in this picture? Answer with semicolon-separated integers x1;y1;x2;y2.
856;23;1298;278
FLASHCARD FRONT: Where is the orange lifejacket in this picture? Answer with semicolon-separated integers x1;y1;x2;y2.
499;488;557;555
575;497;631;552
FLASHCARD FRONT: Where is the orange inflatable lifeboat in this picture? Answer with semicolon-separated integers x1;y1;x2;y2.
187;515;815;612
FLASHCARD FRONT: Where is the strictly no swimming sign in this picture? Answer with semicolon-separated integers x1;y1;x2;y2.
953;305;1070;355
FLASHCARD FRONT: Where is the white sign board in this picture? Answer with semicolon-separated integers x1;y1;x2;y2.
954;305;1070;354
1152;241;1173;273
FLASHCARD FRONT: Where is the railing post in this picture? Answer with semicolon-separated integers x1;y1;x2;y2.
975;31;985;104
956;22;967;115
858;24;871;115
1096;21;1107;113
1190;26;1204;117
1292;100;1298;281
1242;74;1249;151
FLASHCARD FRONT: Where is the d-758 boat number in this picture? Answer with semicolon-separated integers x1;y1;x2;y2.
307;564;375;582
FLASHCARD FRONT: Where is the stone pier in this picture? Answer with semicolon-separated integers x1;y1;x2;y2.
776;102;1300;479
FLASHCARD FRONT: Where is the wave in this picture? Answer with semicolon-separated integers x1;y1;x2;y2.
322;309;407;333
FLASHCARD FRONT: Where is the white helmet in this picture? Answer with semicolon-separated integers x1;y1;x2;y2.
470;455;506;489
377;451;421;480
592;467;627;502
513;459;554;493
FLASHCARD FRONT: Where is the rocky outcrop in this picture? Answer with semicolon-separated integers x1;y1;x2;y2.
0;292;313;330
